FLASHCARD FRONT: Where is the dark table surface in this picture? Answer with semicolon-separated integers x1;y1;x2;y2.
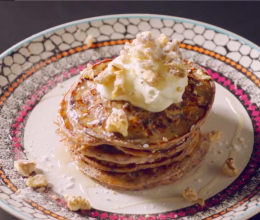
0;1;260;220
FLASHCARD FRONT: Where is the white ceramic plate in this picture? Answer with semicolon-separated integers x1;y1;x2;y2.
0;14;260;220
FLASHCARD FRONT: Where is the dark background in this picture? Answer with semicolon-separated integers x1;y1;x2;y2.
0;1;260;220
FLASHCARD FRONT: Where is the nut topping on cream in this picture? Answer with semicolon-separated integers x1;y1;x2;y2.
105;108;129;137
95;31;188;112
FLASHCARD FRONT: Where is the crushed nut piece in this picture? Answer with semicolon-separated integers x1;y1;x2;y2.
111;69;126;99
182;188;204;206
182;188;198;202
194;69;211;80
142;70;160;86
84;35;94;47
207;130;222;143
158;34;169;46
94;69;115;84
106;108;129;137
197;198;205;206
143;144;149;148
120;50;130;63
64;194;91;211
221;158;239;177
81;63;95;79
14;160;36;177
26;174;48;188
112;63;124;71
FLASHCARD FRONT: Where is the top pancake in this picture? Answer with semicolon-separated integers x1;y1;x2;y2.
62;60;215;150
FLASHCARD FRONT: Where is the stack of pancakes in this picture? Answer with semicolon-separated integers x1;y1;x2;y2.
56;60;215;191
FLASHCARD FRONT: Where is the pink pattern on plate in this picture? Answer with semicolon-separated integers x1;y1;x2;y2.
100;213;109;219
167;212;177;218
91;210;100;217
78;65;85;71
41;85;49;92
30;95;39;100
47;80;55;86
13;143;21;148
119;215;127;220
176;210;186;217
54;75;63;82
62;72;70;79
158;214;167;220
26;100;36;105
110;214;118;220
21;105;32;111
15;117;24;123
69;68;78;74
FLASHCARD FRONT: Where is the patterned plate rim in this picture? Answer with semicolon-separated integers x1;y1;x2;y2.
0;14;260;220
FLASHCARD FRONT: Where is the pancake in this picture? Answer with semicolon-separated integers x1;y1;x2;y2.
64;60;215;151
69;135;210;191
78;132;199;173
78;128;200;164
115;128;199;158
55;56;215;191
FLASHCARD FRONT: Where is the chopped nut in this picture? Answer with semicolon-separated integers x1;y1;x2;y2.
134;49;146;59
158;34;169;46
84;35;94;47
221;158;239;177
94;69;115;84
207;130;222;143
194;69;211;80
136;31;152;42
120;50;130;64
106;108;129;137
111;70;126;99
197;198;205;206
26;174;48;188
182;188;198;202
142;70;160;86
167;62;187;78
14;160;36;177
64;194;91;211
81;63;95;79
112;63;124;71
182;188;204;206
171;39;180;51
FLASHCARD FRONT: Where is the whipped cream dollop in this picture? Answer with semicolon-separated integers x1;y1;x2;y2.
94;31;188;112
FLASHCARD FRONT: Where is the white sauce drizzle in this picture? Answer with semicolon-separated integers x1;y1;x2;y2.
198;91;245;197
